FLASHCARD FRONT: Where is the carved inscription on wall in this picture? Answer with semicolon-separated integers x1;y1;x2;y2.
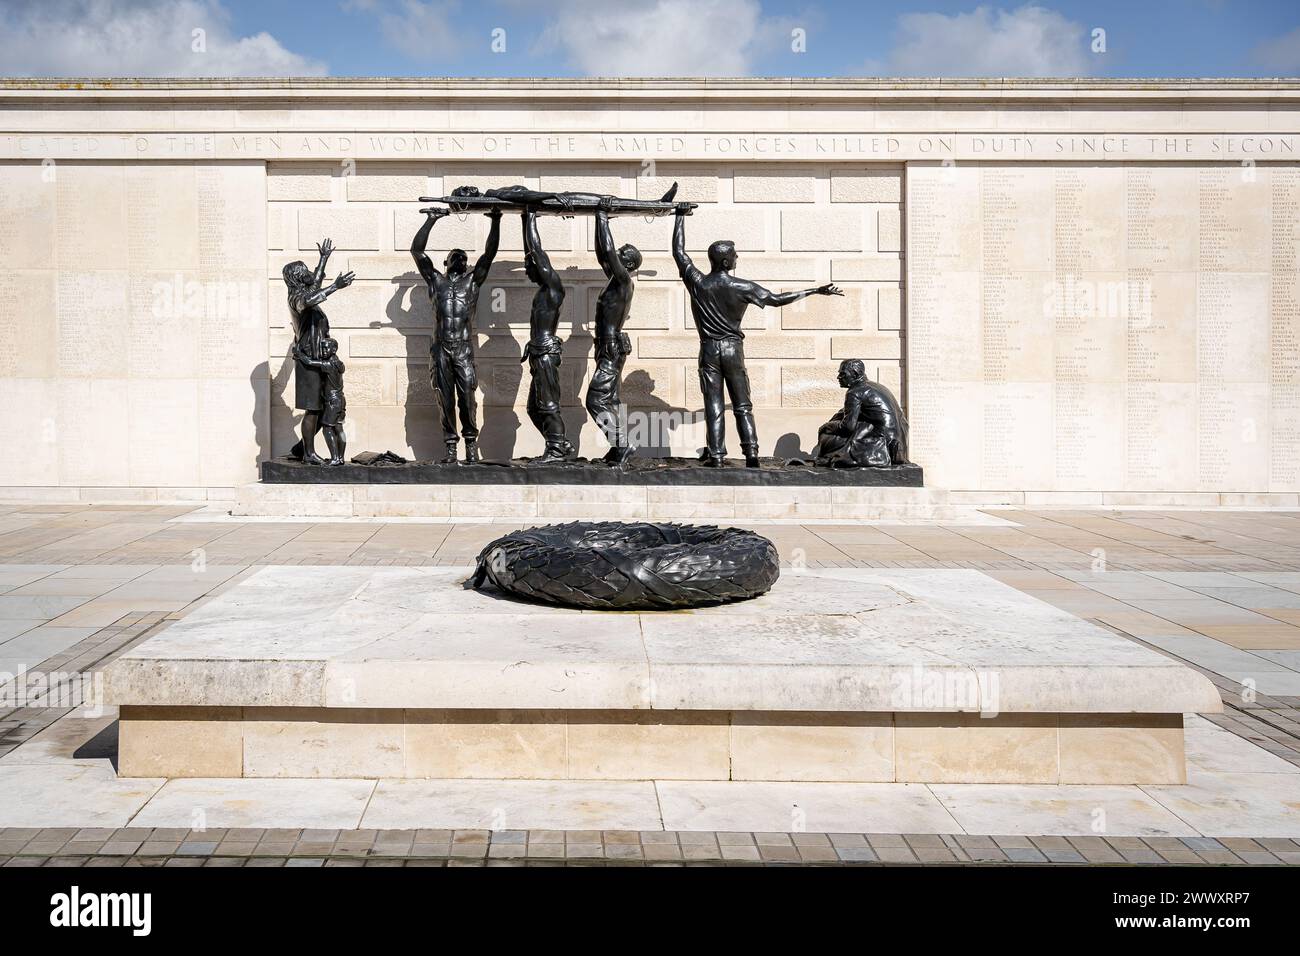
908;161;1299;493
0;161;266;487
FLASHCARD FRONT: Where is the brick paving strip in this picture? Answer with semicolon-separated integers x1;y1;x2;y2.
2;828;1298;867
2;504;1300;863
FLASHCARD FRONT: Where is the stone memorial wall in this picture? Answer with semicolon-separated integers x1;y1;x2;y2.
0;79;1296;499
908;161;1300;495
0;159;266;493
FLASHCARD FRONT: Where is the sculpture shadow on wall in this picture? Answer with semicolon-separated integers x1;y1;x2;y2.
475;260;607;460
380;274;448;461
621;369;694;457
774;432;813;460
249;360;273;467
266;348;299;458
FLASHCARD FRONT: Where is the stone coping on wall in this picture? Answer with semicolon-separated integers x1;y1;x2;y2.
4;78;1297;165
4;77;1300;97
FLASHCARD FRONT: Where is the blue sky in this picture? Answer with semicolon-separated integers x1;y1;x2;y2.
2;0;1299;78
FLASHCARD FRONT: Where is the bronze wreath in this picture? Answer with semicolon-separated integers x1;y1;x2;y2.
469;521;780;610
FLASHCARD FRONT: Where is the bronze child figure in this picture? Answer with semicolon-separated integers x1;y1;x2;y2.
292;336;348;466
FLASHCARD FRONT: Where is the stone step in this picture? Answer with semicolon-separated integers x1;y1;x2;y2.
233;481;963;519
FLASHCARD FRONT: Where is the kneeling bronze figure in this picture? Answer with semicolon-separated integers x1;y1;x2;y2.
815;359;910;468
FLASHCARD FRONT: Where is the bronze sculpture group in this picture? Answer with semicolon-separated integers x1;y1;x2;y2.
283;184;909;471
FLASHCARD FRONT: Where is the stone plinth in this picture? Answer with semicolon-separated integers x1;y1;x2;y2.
233;481;960;519
105;567;1221;784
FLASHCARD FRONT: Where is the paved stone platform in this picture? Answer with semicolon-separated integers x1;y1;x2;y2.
103;567;1218;783
2;503;1299;863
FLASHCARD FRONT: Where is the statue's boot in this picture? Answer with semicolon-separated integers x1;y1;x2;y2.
743;444;761;469
537;440;576;463
604;445;636;467
463;440;481;465
303;452;326;465
703;455;726;468
440;440;458;465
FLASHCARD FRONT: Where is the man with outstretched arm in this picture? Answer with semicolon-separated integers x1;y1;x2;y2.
673;203;842;468
410;205;502;464
585;195;643;466
521;206;575;461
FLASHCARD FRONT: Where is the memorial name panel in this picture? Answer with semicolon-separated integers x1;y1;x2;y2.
908;160;1299;493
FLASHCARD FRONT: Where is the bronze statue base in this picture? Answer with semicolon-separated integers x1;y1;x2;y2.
261;456;923;487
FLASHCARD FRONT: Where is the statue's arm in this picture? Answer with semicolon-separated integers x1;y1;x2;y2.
304;272;355;307
594;207;627;281
841;390;864;434
749;284;842;308
292;344;329;371
410;211;443;288
312;238;333;288
672;211;694;278
525;210;563;296
757;286;812;307
472;210;502;286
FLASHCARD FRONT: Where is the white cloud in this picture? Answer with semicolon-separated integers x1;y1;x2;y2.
534;0;785;77
1251;26;1300;74
871;4;1093;77
374;0;466;61
0;0;326;77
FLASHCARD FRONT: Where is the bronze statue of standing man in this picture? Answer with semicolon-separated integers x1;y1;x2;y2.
521;207;575;461
585;196;642;466
673;205;841;467
410;206;502;464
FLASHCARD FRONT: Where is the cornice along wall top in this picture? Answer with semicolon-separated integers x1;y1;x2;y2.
2;76;1300;104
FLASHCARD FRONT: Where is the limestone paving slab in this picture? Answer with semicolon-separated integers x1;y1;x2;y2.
105;567;1222;716
929;784;1199;838
0;763;164;828
655;780;963;834
129;778;377;829
1142;768;1300;839
362;779;663;831
0;712;118;765
1184;715;1300;775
